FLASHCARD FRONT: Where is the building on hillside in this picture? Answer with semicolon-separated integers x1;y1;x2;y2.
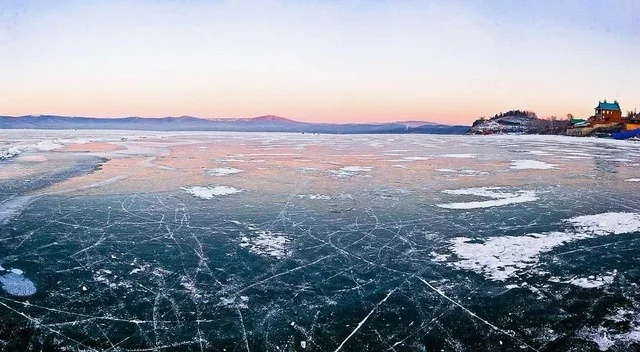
591;100;623;124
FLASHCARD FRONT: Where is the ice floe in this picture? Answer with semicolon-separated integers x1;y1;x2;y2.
207;167;243;176
240;231;290;259
436;187;538;210
181;186;243;199
510;159;558;170
435;212;640;281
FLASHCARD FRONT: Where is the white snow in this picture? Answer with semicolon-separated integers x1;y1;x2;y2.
510;159;558;170
625;178;640;182
567;274;616;288
402;156;431;161
207;167;243;176
181;186;243;199
332;166;373;177
240;231;290;259
528;150;551;155
35;140;64;151
298;194;332;200
436;187;538;210
436;212;640;281
441;153;476;158
567;212;640;235
579;327;616;351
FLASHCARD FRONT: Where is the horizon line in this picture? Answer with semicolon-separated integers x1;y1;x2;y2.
1;114;470;126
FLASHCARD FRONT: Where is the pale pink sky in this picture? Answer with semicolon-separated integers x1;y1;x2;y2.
1;1;639;124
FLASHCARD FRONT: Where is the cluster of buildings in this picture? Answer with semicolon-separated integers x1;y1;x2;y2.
568;100;640;137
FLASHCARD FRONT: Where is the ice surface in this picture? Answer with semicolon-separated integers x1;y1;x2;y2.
0;131;639;351
0;196;37;225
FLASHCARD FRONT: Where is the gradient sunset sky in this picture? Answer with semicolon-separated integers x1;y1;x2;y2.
1;0;639;124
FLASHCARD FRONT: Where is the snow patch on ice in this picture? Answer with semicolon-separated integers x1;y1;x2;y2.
0;271;36;297
402;156;430;161
435;169;488;176
240;231;290;259
549;271;617;288
298;194;332;200
35;140;64;151
579;327;616;351
625;178;640;182
207;167;243;176
435;212;640;281
510;159;558;170
182;186;243;199
441;153;476;158
567;212;640;235
528;150;551;155
332;166;373;177
436;187;538;209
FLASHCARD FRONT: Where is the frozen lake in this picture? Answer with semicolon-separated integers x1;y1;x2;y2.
1;130;639;351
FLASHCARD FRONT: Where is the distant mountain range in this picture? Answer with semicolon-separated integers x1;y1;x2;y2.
0;115;469;134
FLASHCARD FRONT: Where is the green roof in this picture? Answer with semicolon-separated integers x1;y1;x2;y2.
596;100;621;111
